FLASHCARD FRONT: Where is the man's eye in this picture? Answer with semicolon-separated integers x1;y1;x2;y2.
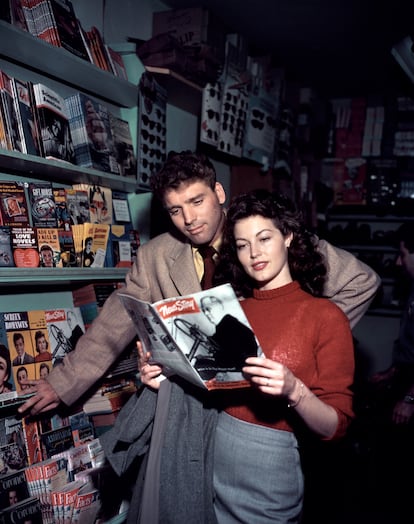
193;199;203;206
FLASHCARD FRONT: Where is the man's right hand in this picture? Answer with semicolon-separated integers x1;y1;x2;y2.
17;379;61;416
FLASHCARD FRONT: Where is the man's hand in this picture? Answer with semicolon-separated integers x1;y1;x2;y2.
392;400;414;425
17;379;61;416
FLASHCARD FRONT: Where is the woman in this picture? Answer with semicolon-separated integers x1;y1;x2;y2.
34;330;52;362
139;189;355;523
0;344;13;394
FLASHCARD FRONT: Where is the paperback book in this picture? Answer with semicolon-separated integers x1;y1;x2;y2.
119;283;263;390
32;82;76;164
0;69;23;153
28;182;58;228
10;226;39;268
109;113;137;178
11;77;42;156
36;227;62;268
0;226;14;267
0;181;30;228
65;92;119;174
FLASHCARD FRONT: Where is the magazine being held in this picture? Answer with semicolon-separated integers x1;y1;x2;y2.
118;283;264;390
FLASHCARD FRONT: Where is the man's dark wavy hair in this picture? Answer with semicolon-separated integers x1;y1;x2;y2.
150;150;216;203
214;189;326;297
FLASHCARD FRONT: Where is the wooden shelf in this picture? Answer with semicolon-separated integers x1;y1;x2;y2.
0;21;138;108
145;66;203;115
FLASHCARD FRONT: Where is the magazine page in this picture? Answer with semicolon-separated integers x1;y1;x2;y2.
118;283;263;390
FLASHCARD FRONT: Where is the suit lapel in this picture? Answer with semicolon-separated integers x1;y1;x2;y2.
169;241;201;296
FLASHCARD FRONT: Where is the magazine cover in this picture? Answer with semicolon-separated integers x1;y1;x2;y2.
119;283;263;390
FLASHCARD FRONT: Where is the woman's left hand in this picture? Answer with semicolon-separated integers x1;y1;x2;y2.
243;356;296;397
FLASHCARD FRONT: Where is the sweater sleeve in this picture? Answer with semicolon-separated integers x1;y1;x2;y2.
310;302;355;440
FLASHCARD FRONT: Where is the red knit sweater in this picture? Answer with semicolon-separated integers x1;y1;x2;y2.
224;281;355;440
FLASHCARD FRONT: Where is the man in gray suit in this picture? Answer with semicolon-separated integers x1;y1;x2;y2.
19;150;380;415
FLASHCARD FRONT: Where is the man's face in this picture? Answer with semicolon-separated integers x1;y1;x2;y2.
397;241;414;279
202;298;224;325
41;249;53;266
163;180;226;246
17;369;28;385
14;337;24;356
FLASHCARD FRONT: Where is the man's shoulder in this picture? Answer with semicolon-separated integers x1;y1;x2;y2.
140;231;189;252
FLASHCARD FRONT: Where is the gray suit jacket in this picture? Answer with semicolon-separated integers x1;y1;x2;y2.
48;232;380;406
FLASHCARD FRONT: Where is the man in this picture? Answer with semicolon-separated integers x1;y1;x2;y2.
39;244;55;267
16;366;30;391
369;222;414;423
19;150;380;415
12;333;34;366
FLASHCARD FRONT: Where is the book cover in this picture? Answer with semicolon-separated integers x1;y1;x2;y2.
0;496;42;524
28;182;57;228
40;456;68;523
0;70;23;153
109;113;137;178
65;189;90;225
9;0;29;32
0;468;30;511
59;480;84;524
40;425;73;460
119;283;264;390
48;0;90;61
0;415;29;475
21;417;43;465
71;483;100;524
65;92;119;174
32;82;76;163
36;227;62;268
10;226;39;268
72;183;113;225
0;226;14;267
90;223;110;268
0;181;30;228
10;77;42;156
52;187;73;231
105;224;136;268
6;310;50;389
105;45;128;79
58;229;77;267
68;412;95;448
45;308;85;366
111;190;132;223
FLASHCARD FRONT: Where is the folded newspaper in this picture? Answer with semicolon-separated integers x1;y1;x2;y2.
118;283;264;390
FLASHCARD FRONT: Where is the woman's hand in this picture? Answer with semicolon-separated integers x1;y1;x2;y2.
242;356;297;399
137;341;163;390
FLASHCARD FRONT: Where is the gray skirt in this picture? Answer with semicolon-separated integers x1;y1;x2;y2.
213;411;304;524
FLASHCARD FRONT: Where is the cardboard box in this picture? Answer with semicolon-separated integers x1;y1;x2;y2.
153;7;225;58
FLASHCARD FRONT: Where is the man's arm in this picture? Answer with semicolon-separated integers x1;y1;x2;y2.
19;250;154;415
317;238;381;328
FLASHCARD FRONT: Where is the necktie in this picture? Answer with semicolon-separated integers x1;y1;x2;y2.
199;245;216;290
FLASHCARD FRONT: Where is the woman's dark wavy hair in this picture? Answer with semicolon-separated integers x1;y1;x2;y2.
0;343;11;383
150;150;216;203
214;189;326;297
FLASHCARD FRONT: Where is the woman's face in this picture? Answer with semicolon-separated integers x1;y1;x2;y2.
0;356;9;386
40;366;49;379
37;336;48;353
234;215;293;291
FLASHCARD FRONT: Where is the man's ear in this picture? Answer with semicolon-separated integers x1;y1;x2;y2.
214;182;226;205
